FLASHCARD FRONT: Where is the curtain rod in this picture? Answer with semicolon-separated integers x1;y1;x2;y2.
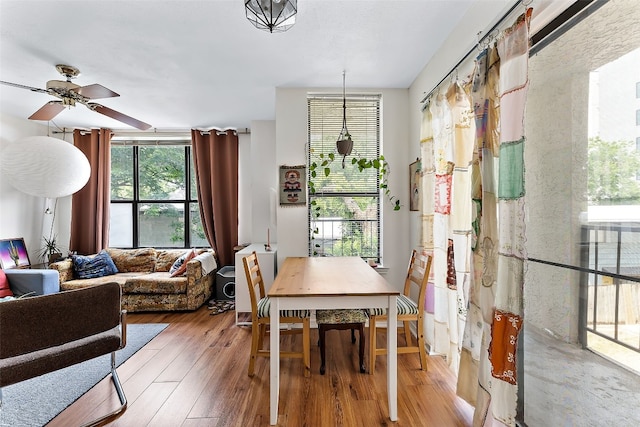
110;127;251;136
419;0;528;104
53;128;251;137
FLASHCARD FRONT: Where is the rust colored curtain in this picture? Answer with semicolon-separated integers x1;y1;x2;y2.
191;129;238;267
70;128;112;255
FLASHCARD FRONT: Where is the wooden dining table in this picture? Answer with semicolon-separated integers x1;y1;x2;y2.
267;256;400;425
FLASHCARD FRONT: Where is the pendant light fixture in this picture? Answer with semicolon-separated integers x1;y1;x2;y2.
336;71;353;168
245;0;297;33
1;136;90;199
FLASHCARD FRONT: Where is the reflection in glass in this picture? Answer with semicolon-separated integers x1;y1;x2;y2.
138;203;185;247
190;203;208;247
109;203;133;247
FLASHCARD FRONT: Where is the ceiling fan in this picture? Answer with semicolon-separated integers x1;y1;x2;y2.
0;64;151;130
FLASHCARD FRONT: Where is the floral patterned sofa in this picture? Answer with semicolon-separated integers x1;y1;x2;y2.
50;248;217;312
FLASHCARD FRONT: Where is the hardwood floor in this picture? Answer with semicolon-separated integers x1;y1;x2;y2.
48;307;472;427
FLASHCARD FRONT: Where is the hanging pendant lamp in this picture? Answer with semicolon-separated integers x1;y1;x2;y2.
1;136;90;198
336;71;353;168
245;0;297;33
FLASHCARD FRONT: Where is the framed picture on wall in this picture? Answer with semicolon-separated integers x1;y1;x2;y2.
409;159;421;211
0;238;31;269
279;165;306;206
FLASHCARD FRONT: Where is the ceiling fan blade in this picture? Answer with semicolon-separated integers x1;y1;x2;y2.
0;80;48;94
73;84;120;99
90;103;151;130
29;101;65;121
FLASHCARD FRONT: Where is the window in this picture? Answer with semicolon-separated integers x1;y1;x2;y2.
109;139;208;248
307;94;381;263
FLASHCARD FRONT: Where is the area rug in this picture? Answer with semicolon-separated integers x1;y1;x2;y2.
209;299;235;315
0;323;168;427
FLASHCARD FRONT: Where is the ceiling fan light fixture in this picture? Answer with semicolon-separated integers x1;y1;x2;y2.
0;64;152;130
245;0;297;33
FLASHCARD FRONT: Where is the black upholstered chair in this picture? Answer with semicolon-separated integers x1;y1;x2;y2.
316;309;367;375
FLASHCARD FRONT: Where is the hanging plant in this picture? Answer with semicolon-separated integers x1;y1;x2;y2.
308;152;400;210
307;73;400;257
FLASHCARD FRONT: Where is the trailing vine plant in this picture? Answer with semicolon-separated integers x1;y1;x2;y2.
308;152;401;256
308;152;400;209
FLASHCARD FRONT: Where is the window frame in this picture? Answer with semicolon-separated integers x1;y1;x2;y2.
307;93;382;263
109;139;205;249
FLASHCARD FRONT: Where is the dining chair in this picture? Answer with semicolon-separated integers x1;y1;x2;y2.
315;309;367;375
242;251;311;377
368;249;432;374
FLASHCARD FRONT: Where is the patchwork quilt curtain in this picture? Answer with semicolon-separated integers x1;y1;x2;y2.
419;8;532;427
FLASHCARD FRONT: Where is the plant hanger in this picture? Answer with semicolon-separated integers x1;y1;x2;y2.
336;70;353;168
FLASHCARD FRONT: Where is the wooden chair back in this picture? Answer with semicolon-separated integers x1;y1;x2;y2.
404;249;432;315
241;251;311;377
369;249;433;374
242;251;265;319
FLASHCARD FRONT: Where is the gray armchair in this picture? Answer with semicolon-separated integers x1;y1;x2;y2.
0;281;127;426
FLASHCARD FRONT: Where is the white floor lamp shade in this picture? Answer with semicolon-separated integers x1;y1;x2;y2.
0;136;91;198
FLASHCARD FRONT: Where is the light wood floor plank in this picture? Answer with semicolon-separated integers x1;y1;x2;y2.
48;306;472;426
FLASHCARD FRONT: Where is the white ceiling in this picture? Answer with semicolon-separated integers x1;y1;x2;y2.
0;0;512;132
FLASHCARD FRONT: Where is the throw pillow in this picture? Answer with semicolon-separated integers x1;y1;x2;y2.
170;249;196;277
0;269;13;298
73;250;119;279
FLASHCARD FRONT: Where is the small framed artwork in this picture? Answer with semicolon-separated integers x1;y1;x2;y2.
0;238;31;269
409;159;421;212
279;165;306;206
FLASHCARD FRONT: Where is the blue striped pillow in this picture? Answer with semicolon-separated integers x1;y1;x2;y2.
73;250;119;279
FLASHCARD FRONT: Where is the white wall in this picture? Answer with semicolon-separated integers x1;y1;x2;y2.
275;87;410;288
237;130;252;247
249;120;277;246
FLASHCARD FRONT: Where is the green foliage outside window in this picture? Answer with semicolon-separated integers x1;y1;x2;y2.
111;146;134;200
588;137;640;205
110;144;207;248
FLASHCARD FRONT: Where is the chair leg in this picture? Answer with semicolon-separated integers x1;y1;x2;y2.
80;352;128;427
319;325;327;375
248;320;261;377
303;318;311;377
66;352;127;427
357;323;366;373
258;323;266;350
403;320;413;346
368;316;377;374
417;316;428;371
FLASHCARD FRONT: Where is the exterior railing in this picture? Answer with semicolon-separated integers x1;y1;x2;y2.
580;222;640;354
310;217;379;263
